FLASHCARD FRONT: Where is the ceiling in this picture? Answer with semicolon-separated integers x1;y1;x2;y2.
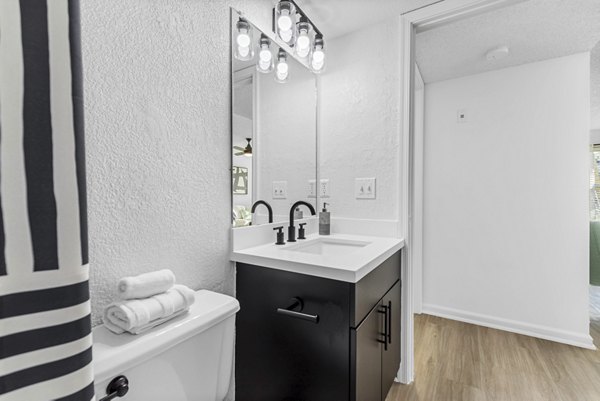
297;0;440;39
415;0;600;84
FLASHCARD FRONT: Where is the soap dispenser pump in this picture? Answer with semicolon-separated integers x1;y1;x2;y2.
319;203;330;235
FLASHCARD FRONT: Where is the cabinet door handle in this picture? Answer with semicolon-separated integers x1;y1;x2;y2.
387;301;392;345
276;297;319;324
377;305;388;351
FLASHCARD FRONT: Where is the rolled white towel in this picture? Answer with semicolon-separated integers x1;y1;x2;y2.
117;269;176;300
103;284;196;335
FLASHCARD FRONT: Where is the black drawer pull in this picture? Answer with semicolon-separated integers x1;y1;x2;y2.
276;297;319;324
387;300;392;345
378;305;388;351
99;375;129;401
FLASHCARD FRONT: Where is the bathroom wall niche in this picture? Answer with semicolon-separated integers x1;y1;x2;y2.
231;9;318;227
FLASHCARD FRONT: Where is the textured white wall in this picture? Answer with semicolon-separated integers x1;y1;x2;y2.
320;18;402;221
422;54;592;346
81;0;273;326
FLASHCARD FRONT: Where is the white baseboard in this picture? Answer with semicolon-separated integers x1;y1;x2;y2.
422;303;596;350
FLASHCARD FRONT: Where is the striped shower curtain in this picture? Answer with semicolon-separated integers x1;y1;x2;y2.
0;0;95;400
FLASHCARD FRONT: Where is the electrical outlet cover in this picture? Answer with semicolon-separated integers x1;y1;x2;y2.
272;181;287;199
355;178;376;199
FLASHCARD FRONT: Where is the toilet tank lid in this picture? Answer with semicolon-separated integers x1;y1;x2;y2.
93;289;240;383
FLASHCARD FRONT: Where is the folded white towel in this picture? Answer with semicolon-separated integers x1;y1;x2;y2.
103;284;196;334
117;269;176;300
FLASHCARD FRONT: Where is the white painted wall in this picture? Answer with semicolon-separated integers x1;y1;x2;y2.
81;0;274;326
422;53;593;347
320;18;402;222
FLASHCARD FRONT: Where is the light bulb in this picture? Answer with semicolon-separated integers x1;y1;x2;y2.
295;21;311;59
259;47;272;62
276;62;288;74
310;35;326;73
238;46;250;58
236;32;250;48
275;49;289;83
277;11;293;31
235;19;254;61
280;29;293;43
312;49;324;63
275;1;296;44
256;35;274;73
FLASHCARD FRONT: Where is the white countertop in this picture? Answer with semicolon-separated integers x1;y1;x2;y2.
231;233;404;283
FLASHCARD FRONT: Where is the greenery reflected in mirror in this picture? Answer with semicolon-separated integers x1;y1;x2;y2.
231;10;317;228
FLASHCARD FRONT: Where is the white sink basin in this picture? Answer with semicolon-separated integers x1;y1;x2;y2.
286;237;371;256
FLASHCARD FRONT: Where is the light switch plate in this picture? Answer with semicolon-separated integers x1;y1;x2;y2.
272;181;287;199
355;178;376;199
308;179;316;198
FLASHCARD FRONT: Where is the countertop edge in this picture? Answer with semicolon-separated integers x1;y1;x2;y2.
231;237;405;283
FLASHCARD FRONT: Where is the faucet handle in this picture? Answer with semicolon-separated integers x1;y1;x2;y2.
298;223;307;240
273;226;285;245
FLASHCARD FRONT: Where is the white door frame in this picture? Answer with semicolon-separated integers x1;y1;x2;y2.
398;0;527;384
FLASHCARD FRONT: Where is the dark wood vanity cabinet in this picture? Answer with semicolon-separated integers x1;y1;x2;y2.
235;251;401;401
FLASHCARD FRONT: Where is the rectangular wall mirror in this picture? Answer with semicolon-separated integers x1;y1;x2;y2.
231;9;317;227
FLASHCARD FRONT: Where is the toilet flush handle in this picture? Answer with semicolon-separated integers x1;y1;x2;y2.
99;375;129;401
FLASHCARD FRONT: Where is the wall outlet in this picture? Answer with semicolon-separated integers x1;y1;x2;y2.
308;179;316;198
355;178;376;199
272;181;287;199
457;109;468;123
320;179;330;198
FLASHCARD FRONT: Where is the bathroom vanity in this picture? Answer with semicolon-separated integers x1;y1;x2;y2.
234;236;402;401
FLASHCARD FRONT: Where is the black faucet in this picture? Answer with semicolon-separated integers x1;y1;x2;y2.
288;201;316;242
251;200;273;224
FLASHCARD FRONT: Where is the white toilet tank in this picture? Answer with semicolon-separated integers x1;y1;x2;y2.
93;290;240;401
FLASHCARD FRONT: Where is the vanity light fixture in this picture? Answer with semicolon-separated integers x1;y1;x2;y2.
235;18;254;61
275;49;289;83
257;34;274;73
309;34;326;73
273;0;325;65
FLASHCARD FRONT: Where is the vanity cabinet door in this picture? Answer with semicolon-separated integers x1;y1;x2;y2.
236;263;351;401
352;305;383;401
381;280;401;400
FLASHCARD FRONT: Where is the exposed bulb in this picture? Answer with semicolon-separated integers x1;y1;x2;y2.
235;19;254;61
310;35;326;73
236;31;250;48
275;49;289;83
275;1;296;44
280;29;293;43
238;46;250;58
295;21;311;59
256;35;274;73
277;62;288;74
277;10;293;31
259;47;272;62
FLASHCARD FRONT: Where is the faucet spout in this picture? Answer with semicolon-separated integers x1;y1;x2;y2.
251;200;273;224
287;201;316;242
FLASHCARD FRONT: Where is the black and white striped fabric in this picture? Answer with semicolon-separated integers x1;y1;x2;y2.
0;0;94;400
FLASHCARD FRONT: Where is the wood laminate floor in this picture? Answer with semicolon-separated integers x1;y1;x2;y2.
386;314;600;401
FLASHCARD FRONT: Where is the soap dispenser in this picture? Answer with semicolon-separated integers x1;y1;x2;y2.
319;203;330;235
